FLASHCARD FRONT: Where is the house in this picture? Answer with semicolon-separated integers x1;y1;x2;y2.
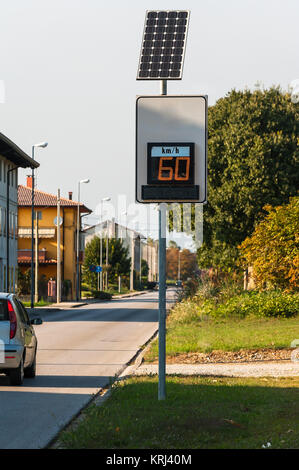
0;132;39;292
18;180;91;300
83;219;158;283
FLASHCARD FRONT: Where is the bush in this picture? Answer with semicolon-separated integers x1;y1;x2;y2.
209;290;299;319
146;282;157;290
91;290;112;300
171;290;299;324
239;196;299;291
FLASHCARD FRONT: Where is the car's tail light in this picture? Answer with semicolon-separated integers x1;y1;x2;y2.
7;300;17;339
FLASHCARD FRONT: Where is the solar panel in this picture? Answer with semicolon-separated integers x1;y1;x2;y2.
137;10;190;80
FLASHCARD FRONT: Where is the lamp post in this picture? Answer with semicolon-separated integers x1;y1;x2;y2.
31;142;48;308
99;197;111;291
178;246;181;281
76;179;90;301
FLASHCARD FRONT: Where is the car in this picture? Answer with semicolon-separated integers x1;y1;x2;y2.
154;282;168;290
0;293;42;385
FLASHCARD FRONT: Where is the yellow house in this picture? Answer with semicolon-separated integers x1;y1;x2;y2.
18;178;91;300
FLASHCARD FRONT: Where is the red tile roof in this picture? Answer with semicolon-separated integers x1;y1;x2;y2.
18;185;92;214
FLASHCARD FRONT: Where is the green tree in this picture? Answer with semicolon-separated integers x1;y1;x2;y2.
141;259;149;277
83;237;130;289
197;87;298;270
239;195;299;291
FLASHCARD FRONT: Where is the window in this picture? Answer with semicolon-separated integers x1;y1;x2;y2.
0;159;2;181
0;299;8;321
3;162;6;183
14;298;28;324
3;265;6;292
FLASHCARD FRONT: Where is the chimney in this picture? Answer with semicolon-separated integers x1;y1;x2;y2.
68;191;73;200
26;176;33;188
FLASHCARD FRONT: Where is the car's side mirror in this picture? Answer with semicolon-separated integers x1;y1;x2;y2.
30;317;43;325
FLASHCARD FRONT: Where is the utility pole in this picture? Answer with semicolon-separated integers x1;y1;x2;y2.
106;227;109;290
34;212;39;304
178;247;181;281
130;234;135;291
57;189;61;303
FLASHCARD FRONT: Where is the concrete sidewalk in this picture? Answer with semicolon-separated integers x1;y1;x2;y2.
27;290;152;315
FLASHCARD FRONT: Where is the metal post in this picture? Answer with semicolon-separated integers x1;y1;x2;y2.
178;248;181;281
130;235;135;291
158;79;167;400
57;189;61;303
76;183;80;301
34;212;39;303
158;203;167;400
100;201;103;291
31;148;35;308
106;230;108;290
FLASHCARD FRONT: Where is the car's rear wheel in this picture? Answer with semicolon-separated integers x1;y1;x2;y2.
24;350;36;378
9;357;24;385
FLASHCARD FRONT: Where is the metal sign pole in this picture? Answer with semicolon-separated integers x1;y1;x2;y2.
158;79;167;400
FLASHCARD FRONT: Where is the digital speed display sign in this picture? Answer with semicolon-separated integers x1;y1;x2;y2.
143;143;198;200
136;95;207;204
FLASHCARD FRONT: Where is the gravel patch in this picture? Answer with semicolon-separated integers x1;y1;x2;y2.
132;362;299;377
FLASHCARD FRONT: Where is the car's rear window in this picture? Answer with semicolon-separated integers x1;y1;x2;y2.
0;300;8;321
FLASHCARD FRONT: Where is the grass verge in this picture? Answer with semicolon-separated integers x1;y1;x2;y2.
58;376;299;449
144;316;299;361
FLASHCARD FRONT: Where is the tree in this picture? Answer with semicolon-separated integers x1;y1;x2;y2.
141;259;149;277
83;237;130;289
239;196;299;291
166;247;198;280
197;87;298;270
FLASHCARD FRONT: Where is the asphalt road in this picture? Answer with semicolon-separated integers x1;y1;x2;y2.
0;289;176;449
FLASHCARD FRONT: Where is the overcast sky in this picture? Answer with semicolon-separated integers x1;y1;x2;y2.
0;0;298;246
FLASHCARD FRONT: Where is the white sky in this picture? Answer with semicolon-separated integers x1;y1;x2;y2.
0;0;298;248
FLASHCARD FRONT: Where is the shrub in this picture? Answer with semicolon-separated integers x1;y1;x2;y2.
209;291;299;319
91;290;112;300
170;290;298;324
239;196;299;292
146;282;157;290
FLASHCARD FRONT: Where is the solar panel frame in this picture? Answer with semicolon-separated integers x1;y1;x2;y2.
137;10;190;81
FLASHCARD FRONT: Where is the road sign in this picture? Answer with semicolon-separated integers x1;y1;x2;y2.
136;95;207;203
89;265;102;273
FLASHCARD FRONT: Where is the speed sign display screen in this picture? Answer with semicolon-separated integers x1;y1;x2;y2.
147;143;194;185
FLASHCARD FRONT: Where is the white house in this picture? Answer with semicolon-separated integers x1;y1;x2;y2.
83;219;158;282
0;132;39;292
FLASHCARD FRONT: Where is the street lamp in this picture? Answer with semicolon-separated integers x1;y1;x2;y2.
31;142;48;308
99;197;111;291
76;179;90;301
178;246;181;282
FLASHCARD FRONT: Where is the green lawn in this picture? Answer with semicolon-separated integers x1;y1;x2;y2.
58;376;299;449
23;299;52;307
144;315;299;361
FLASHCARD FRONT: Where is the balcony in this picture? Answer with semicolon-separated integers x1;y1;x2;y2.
18;249;57;265
18;227;56;239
